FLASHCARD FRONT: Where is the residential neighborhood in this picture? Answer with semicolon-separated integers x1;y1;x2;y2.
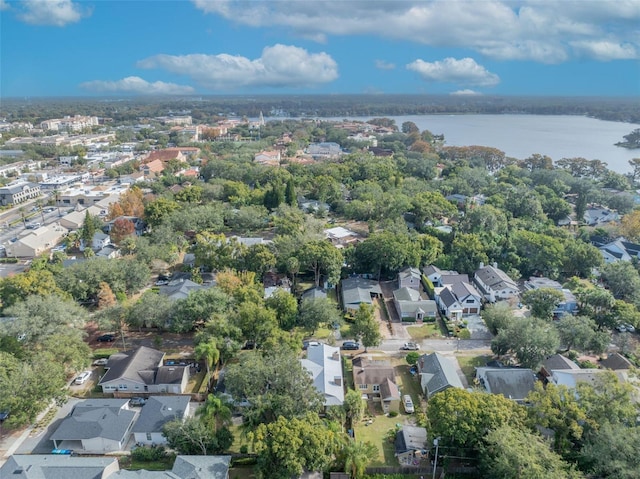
0;106;639;479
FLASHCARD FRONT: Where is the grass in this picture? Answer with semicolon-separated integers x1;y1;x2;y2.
186;370;207;393
456;354;492;385
228;424;252;454
354;403;403;466
120;456;175;471
406;322;444;340
229;466;256;479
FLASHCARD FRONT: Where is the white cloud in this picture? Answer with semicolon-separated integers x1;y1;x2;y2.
407;57;500;87
137;44;338;90
80;77;195;95
18;0;88;26
450;89;482;96
375;60;396;70
0;0;10;11
570;40;637;61
191;0;640;63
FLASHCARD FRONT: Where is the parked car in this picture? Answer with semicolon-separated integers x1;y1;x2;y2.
74;371;91;385
303;340;320;350
92;358;108;366
97;334;115;342
51;449;73;455
402;342;420;351
0;411;9;422
129;397;146;407
616;324;628;333
341;341;360;350
625;323;636;333
403;394;415;414
155;280;169;286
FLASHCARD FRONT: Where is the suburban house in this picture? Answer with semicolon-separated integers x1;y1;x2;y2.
104;216;146;236
352;357;400;414
159;277;211;301
416;352;464;398
0;455;231;479
96;244;121;259
475;367;537;403
583;206;619;226
341;277;382;313
301;286;328;301
98;346;189;395
523;277;578;317
254;150;281;166
474;263;519;302
392;287;437;322
142;159;165;177
394;425;428;466
434;281;483;320
306;142;343;159
6;224;69;258
59;205;104;230
300;343;345;407
595;237;640;264
324;226;361;248
540;354;580;383
397;266;422;291
422;265;461;288
90;231;111;251
131;395;191;446
50;399;137;453
600;352;633;371
551;369;628;390
0;455;120;479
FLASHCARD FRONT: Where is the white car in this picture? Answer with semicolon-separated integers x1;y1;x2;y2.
403;394;415;414
403;342;420;351
92;358;109;366
74;371;92;385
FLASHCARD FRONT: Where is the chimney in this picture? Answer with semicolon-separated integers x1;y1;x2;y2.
334;376;342;386
332;351;340;361
479;262;484;269
493;262;498;269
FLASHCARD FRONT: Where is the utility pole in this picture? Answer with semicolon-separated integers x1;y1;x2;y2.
432;437;440;479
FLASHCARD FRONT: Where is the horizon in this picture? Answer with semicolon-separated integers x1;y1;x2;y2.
1;0;639;98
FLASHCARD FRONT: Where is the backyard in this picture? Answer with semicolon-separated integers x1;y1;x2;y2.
456;353;493;385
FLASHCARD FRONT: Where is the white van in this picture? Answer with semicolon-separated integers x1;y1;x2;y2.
74;371;91;385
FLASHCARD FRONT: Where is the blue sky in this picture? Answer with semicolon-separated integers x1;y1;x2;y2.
1;0;639;97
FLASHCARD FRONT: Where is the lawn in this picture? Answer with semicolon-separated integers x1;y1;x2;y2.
119;456;175;471
353;403;404;466
456;354;492;385
406;321;444;340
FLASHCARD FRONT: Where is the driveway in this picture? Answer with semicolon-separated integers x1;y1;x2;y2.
378;280;410;340
465;314;492;340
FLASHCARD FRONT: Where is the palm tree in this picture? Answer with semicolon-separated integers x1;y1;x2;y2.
18;206;26;228
343;440;378;479
195;339;220;378
196;393;232;432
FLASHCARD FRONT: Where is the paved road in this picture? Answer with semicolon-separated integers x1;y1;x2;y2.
369;338;491;355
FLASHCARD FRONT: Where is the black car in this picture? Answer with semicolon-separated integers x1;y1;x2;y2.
129;397;146;407
97;334;115;342
341;341;360;350
0;411;9;422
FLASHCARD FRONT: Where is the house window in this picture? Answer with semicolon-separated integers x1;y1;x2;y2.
146;433;152;441
118;384;127;390
373;384;380;392
359;384;368;390
466;299;475;303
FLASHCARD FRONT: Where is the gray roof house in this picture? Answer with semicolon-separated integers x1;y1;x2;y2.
99;346;189;395
475;367;537;403
474;263;519;302
417;353;464;398
392;287;437;322
132;395;191;446
50;399;137;453
600;352;633;371
394;425;428;466
0;455;120;479
524;277;578;317
397;266;422;290
435;280;482;320
159;278;210;301
301;286;328;301
540;354;579;382
300;343;344;407
423;265;460;287
341;277;382;313
352;357;401;414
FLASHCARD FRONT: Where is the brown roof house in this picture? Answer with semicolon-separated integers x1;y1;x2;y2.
352;357;400;414
99;346;189;395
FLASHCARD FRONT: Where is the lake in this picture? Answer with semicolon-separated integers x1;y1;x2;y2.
324;114;640;174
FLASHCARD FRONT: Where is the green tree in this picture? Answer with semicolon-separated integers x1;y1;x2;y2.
555;315;608;353
225;346;323;428
562;240;603;277
195;339;220;377
298;240;344;287
343;389;365;424
579;423;640;479
125;291;173;330
448;233;489;275
481;301;515;335
163;417;232;455
575;288;616;330
426;388;526;449
492;317;560;369
251;413;338;479
354;231;417;280
480;424;583;479
351;303;381;352
0;269;65;310
265;289;298;331
298;297;342;334
170;287;231;333
343;440;378;479
234;301;278;349
144;197;180;226
601;261;640;302
196;393;232;432
80;211;101;246
522;287;565;320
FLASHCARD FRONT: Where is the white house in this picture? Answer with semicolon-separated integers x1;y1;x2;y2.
300;342;344;407
435;281;482;320
393;287;437;322
474;263;519;302
131;395;191;446
397;266;422;291
6;224;69;258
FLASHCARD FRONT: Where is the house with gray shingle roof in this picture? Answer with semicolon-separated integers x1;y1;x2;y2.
394;425;428;466
474;263;519;302
397;266;422;291
600;352;633;371
476;367;537;403
341;277;382;313
300;343;344;407
132;395;191;446
99;346;189;395
417;353;464;398
0;455;119;479
50;399;137;453
540;354;579;383
352;357;400;413
392;287;437;322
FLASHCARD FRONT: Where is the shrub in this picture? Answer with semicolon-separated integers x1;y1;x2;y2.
405;352;420;365
388;410;398;418
457;329;471;340
240;445;249;454
131;445;167;462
